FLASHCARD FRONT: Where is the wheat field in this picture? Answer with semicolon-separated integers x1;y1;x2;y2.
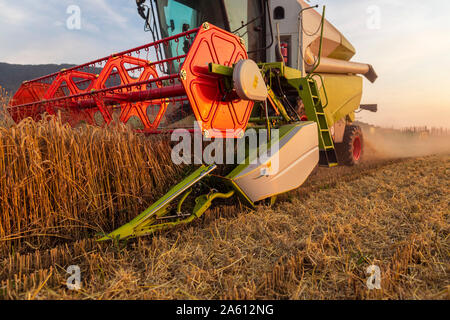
0;90;182;254
0;155;448;300
0;87;449;300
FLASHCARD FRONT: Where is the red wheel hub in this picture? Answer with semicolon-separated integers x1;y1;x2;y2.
353;136;362;161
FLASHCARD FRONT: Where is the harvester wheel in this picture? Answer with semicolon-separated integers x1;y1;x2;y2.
336;125;364;166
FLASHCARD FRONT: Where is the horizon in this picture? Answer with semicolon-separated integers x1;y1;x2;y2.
0;0;449;129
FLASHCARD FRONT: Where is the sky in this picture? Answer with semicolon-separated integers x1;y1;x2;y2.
0;0;449;129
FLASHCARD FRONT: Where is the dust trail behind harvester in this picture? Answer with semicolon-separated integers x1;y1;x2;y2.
361;125;450;160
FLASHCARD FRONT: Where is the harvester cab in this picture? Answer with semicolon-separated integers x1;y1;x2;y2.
136;0;269;64
8;0;378;241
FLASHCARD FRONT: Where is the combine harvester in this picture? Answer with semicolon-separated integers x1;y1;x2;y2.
8;0;377;241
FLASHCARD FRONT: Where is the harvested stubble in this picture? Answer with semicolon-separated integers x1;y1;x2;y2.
0;117;182;254
1;155;448;300
1;84;448;299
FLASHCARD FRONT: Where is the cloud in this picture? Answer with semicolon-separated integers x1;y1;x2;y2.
83;0;129;29
0;2;29;25
0;0;146;65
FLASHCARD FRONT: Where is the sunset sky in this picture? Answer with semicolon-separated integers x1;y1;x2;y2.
0;0;448;128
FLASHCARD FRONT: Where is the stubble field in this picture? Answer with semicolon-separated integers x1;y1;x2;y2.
0;89;449;300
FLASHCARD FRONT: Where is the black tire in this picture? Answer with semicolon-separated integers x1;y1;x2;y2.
335;125;364;166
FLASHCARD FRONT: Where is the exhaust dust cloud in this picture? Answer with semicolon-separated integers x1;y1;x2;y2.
362;126;450;160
